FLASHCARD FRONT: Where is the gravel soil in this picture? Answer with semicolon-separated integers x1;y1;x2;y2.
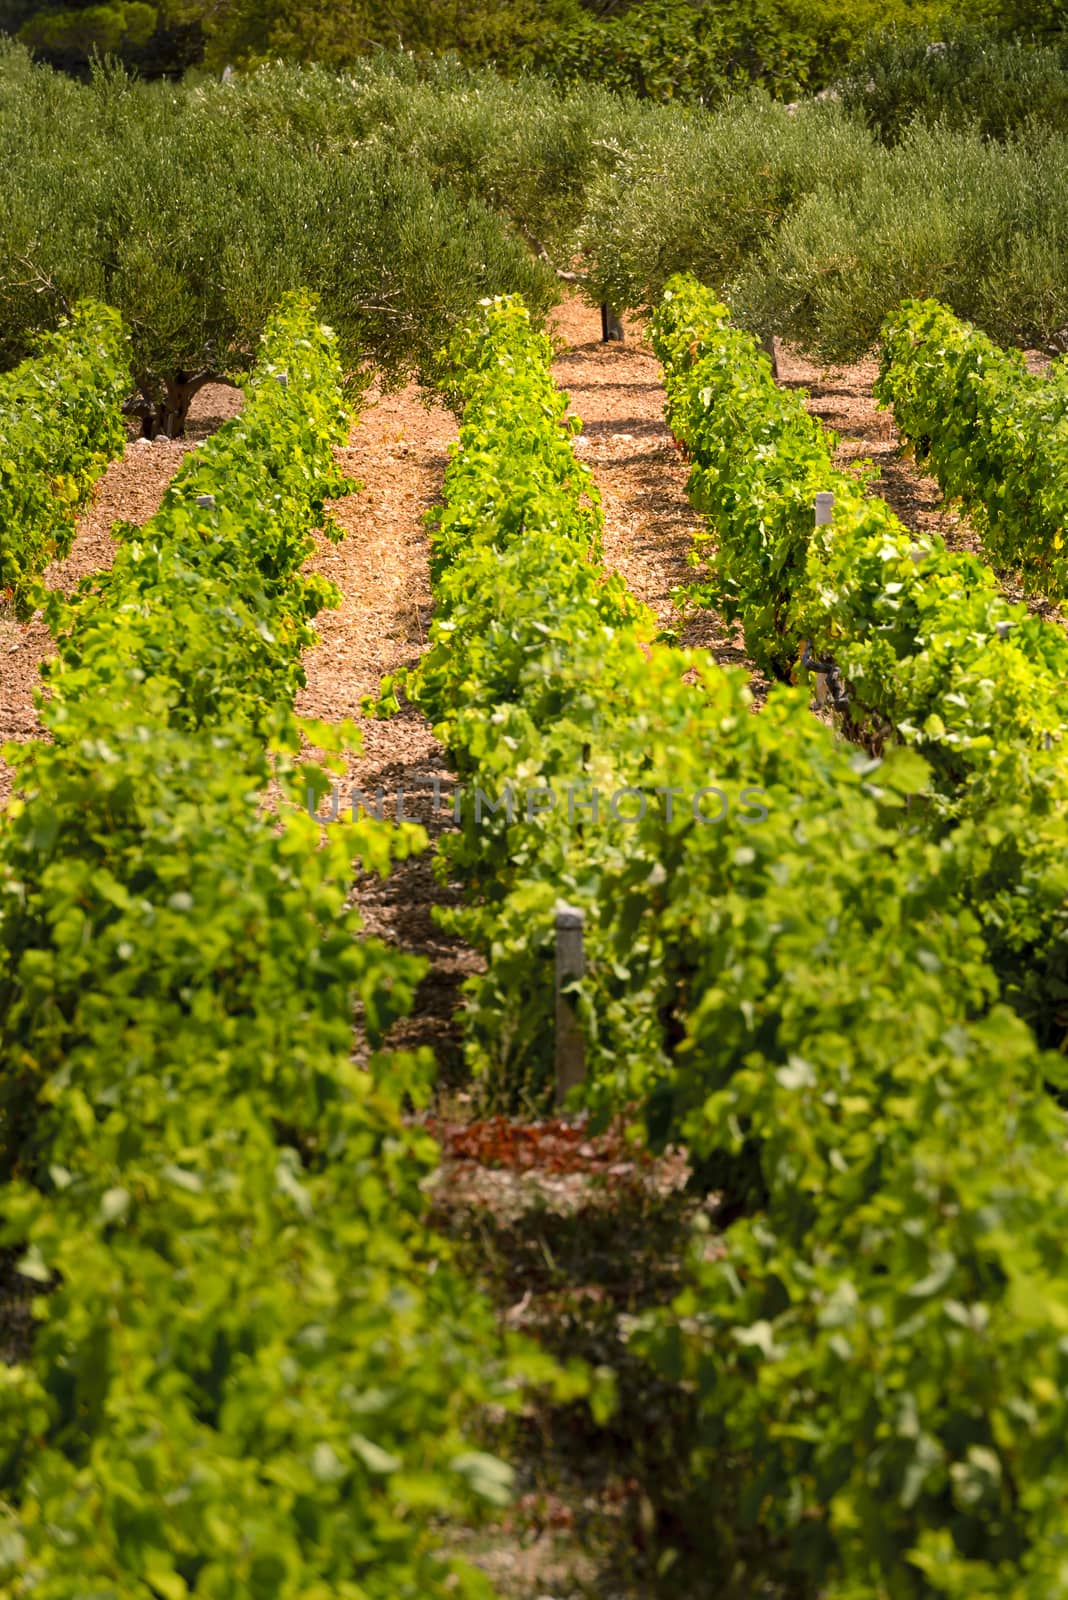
550;295;758;677
293;378;476;1075
778;347;954;534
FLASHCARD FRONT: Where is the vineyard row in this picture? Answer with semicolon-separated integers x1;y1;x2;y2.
877;298;1068;597
0;296;526;1597
0;301;128;614
655;273;1068;1049
392;292;1068;1597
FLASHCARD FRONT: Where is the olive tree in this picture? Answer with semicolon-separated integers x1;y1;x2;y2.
0;46;557;434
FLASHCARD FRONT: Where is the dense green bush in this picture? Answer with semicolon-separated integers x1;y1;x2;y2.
19;0;156;56
967;0;1067;42
0;0;967;88
3;41;1066;390
839;23;1068;141
876;298;1068;594
531;0;782;103
0;298;128;612
533;0;949;104
185;55;636;263
0;0;586;77
574;91;876;314
569;88;1068;358
197;0;587;73
728;120;1068;358
0;294;535;1595
0;0;202;77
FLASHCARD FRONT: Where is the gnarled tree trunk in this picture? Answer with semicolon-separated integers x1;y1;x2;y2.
601;303;626;342
125;369;241;440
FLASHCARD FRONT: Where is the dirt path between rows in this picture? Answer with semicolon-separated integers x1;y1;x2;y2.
778;345;1067;625
550;296;759;680
293;380;480;1080
776;346;971;550
0;385;243;809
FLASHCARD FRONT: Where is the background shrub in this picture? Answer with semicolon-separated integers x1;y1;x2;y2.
839;22;1068;142
728;121;1068;358
574;92;876;314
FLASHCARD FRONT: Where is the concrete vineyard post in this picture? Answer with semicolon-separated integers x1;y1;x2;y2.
813;493;835;706
554;902;586;1105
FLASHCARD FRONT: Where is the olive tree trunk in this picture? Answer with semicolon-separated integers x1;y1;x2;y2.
126;369;241;440
601;303;626;342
